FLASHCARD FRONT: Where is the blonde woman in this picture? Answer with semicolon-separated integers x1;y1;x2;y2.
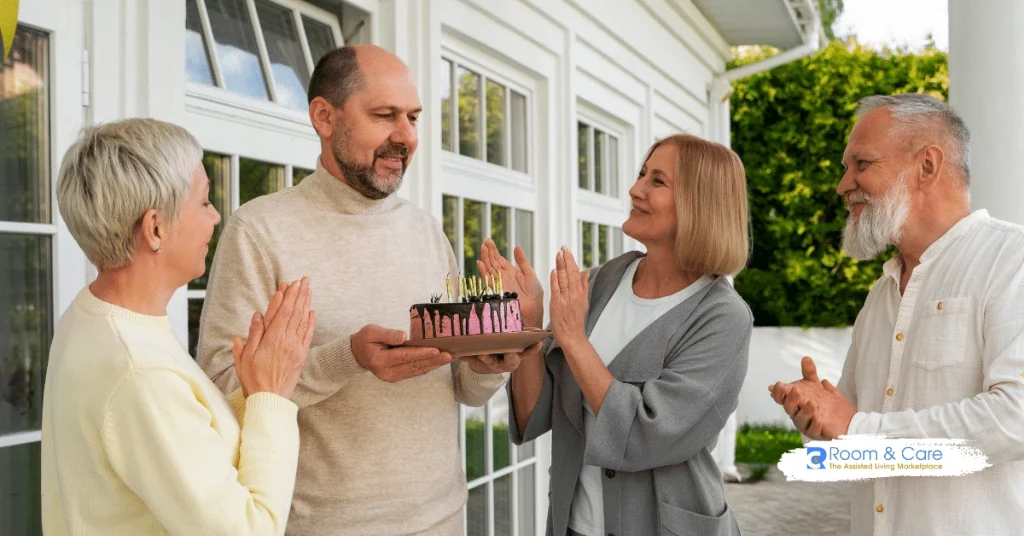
40;118;315;535
482;134;752;536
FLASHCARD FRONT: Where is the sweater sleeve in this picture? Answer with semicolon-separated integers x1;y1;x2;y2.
102;370;299;536
198;217;364;409
584;300;753;472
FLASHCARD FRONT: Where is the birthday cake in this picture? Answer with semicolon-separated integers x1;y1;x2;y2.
409;275;523;340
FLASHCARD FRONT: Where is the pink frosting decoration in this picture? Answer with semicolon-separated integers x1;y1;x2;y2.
409;299;523;340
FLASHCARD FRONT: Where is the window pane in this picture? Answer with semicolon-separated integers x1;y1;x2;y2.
490;204;510;259
491;387;511;472
577;122;588;189
599;224;609;264
517;465;536;536
458;67;481;159
255;0;308;111
205;0;270;100
440;59;452;152
292;167;313;186
0;26;50;224
442;195;459;259
608;135;619;197
582;221;594;269
463;199;485;277
485;80;506;166
464;406;485;481
185;0;215;85
514;209;533;263
594;129;604;194
613;226;624;257
190;153;230;290
0;234;51;435
494;474;513;536
188;299;204;359
517;436;535;461
467;483;487;536
239;158;286;205
0;441;42;536
510;90;527;172
301;16;336;67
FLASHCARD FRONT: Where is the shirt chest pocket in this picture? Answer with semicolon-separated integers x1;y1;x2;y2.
910;297;973;371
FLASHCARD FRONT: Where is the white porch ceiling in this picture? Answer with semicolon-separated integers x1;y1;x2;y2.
690;0;818;48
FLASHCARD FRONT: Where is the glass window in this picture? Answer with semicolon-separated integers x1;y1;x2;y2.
582;221;595;268
440;59;452;152
485;80;506;166
0;234;51;435
599;224;609;264
442;195;459;258
594;129;604;194
517;466;536;536
608;134;619;197
255;0;309;111
490;204;510;258
204;0;270;100
292;166;314;186
301;16;336;67
467;484;487;536
514;209;533;262
457;67;481;159
0;441;42;535
239;158;286;205
188;299;204;359
190;153;230;290
613;226;624;257
491;387;511;472
494;474;513;535
185;0;215;85
462;199;485;277
0;26;50;224
510;90;527;173
577;122;589;190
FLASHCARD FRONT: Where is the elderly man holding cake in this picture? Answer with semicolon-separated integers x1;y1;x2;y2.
197;45;519;536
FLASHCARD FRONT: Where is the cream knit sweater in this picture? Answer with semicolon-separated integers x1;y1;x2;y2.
41;287;300;535
198;164;507;535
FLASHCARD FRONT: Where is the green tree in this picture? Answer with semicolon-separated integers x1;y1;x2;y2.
817;0;844;40
731;41;948;327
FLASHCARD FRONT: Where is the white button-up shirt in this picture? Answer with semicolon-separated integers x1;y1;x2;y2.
838;210;1024;536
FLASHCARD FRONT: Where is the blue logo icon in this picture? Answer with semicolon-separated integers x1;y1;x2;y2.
807;447;826;469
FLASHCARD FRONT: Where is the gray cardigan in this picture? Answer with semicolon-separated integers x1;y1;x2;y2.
508;251;753;536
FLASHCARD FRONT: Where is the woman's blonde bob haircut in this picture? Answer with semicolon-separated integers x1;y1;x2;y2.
57;118;202;270
642;134;750;276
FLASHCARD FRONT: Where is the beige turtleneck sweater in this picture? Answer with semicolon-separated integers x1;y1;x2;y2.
197;163;506;535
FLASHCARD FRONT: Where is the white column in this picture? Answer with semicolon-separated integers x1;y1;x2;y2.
948;0;1024;225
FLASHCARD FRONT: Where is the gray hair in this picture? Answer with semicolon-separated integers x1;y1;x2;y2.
856;93;971;184
57;118;202;270
307;46;363;107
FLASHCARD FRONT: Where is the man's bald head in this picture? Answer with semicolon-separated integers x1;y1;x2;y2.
308;44;410;108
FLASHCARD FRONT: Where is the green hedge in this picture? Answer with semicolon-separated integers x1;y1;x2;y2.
730;41;948;327
735;424;804;465
465;419;510;481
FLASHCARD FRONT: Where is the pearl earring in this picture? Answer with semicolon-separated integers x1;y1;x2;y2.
154;244;162;253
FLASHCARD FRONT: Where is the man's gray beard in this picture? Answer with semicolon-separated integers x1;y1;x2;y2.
331;134;405;200
841;172;911;260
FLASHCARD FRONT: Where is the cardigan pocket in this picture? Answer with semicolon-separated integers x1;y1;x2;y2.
659;501;735;536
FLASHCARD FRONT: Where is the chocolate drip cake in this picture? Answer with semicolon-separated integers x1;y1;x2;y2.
410;292;523;340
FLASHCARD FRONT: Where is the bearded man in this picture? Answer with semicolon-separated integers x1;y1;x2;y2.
198;45;520;535
768;93;1024;536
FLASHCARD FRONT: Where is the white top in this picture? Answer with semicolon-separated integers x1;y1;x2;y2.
837;210;1024;536
568;258;712;535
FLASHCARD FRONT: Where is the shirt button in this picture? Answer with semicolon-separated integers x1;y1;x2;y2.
886;388;894;397
895;333;904;342
876;504;884;513
937;301;944;311
605;469;616;478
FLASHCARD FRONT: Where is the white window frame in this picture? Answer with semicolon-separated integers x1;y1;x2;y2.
0;0;88;454
442;194;537;536
185;0;345;133
441;46;534;189
576;220;626;270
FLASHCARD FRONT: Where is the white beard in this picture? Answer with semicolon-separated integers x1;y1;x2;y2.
841;172;911;260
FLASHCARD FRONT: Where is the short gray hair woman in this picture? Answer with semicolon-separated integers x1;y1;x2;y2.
41;117;315;535
482;134;752;536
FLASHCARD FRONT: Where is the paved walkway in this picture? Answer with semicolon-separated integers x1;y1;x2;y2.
724;468;851;536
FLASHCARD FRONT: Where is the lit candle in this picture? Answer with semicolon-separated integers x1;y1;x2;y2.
445;273;452;302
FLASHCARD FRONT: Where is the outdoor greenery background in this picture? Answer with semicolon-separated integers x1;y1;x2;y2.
730;40;949;327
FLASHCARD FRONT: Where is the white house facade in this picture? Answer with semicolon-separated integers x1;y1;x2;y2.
1;1;821;533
